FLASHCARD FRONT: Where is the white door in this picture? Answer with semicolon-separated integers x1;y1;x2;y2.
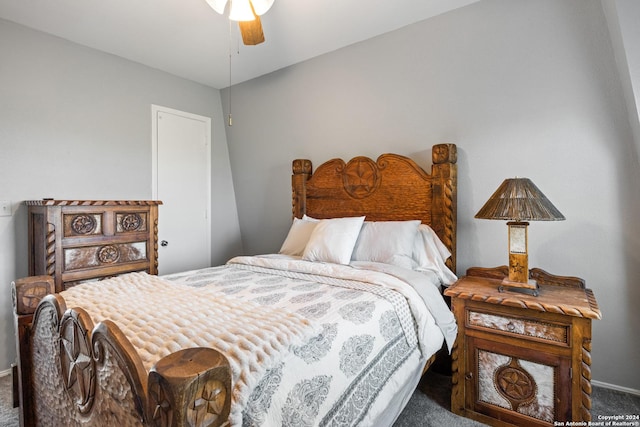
152;105;211;275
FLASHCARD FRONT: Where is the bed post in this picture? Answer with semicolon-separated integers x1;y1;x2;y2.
291;159;312;219
148;348;231;427
430;143;458;274
12;275;55;426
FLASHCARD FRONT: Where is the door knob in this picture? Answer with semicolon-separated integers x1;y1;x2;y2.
160;240;168;247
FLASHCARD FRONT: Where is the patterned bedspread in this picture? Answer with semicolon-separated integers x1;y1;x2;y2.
61;255;456;426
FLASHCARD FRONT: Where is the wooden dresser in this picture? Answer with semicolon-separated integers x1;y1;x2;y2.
444;266;601;427
26;200;162;292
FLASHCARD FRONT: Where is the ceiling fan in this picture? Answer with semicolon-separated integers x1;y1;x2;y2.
205;0;275;45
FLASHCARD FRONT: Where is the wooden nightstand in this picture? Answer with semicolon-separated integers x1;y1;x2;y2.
444;266;601;427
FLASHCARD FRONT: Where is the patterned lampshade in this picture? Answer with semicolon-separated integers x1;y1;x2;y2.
475;178;565;222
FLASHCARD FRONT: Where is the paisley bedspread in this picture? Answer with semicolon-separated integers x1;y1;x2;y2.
164;255;456;426
60;254;455;427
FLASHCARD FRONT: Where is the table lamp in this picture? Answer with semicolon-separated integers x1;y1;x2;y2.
475;178;565;295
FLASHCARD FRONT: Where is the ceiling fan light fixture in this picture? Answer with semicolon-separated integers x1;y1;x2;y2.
204;0;228;15
204;0;268;45
229;0;256;21
249;0;274;16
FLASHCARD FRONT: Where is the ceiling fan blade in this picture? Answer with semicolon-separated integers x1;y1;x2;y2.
239;15;265;45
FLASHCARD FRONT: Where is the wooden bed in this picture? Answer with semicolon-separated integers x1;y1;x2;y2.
12;143;457;427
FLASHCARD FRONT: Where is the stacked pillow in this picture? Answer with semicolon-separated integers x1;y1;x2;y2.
299;216;365;265
279;215;456;283
351;220;421;269
278;217;319;257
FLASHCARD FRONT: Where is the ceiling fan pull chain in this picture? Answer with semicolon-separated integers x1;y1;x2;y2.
228;19;233;126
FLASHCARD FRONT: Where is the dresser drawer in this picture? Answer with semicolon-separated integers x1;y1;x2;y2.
63;212;104;236
63;241;148;271
115;211;149;233
466;309;569;346
62;210;150;237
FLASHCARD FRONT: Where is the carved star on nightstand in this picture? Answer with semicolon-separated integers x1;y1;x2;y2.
498;369;533;400
494;359;536;410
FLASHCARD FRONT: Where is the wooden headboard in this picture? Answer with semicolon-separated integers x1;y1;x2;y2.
291;143;458;272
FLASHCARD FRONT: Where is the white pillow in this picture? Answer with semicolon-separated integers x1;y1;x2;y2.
351;220;421;269
413;224;457;284
279;217;319;256
302;216;365;264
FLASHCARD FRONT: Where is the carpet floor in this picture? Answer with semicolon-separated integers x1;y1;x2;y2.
2;370;639;426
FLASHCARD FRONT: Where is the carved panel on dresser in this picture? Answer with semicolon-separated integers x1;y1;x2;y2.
68;213;100;235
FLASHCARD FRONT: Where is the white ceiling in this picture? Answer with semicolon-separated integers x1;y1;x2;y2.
0;0;480;89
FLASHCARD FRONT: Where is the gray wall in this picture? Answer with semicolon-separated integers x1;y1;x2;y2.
0;19;242;371
222;0;640;390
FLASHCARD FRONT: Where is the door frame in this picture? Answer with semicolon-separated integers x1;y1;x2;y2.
151;104;212;269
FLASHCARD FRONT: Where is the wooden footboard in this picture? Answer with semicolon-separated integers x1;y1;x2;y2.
12;276;232;427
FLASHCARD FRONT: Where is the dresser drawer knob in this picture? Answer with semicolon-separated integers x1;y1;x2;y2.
507;322;516;331
465;372;473;381
161;240;169;247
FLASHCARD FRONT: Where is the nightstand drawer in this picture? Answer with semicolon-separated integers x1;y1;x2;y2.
467;309;569;345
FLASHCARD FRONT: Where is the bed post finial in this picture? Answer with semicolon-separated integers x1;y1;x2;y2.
433;143;457;165
431;143;458;274
12;275;55;315
148;347;231;427
292;159;312;219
